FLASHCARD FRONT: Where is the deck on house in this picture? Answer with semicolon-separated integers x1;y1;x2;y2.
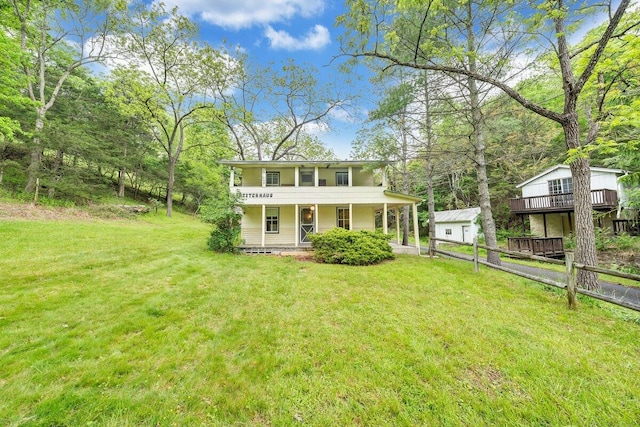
507;237;565;258
509;189;618;214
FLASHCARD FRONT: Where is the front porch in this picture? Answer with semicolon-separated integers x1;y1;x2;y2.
240;242;420;256
239;200;421;253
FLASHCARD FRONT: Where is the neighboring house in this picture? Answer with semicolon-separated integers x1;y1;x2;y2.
509;164;628;237
220;160;423;253
433;207;481;245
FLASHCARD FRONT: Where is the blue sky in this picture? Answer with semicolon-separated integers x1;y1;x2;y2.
156;0;368;159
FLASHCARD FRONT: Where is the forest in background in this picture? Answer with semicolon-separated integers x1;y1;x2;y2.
1;0;638;237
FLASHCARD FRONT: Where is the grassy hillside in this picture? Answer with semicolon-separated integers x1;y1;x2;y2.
1;208;639;426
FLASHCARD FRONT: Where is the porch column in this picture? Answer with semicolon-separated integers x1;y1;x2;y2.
383;203;388;234
261;204;266;247
314;204;319;235
261;168;266;187
382;166;388;188
314;166;319;187
294;204;299;247
349;203;353;230
543;213;548;237
348;167;353;187
395;207;401;244
229;167;235;189
295;166;299;187
413;203;420;252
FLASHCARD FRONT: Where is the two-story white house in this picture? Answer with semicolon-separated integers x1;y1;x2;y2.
221;160;423;254
509;164;625;237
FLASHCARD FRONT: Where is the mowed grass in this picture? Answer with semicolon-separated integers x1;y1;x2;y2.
1;212;640;426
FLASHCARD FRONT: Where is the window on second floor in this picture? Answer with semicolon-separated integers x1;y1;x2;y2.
336;171;349;186
548;177;573;195
266;171;280;187
300;170;314;186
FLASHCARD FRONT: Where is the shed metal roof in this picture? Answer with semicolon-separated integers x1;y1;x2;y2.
433;207;481;223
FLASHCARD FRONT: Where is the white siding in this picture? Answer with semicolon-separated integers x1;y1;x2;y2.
434;221;479;244
521;167;620;198
242;204;379;246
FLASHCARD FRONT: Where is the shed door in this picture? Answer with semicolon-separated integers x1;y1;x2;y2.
462;225;470;242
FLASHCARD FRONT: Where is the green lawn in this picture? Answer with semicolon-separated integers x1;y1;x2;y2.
1;211;640;426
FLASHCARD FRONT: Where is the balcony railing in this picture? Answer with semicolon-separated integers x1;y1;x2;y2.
509;189;618;214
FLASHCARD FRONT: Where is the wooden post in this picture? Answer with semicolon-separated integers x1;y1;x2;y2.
473;237;479;273
565;252;578;310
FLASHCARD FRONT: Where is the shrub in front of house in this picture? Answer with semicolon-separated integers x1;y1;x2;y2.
309;228;394;266
200;193;243;253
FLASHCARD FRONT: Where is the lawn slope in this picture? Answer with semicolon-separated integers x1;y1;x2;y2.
1;212;639;426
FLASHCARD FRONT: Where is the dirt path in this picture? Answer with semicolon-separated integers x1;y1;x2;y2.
0;202;92;221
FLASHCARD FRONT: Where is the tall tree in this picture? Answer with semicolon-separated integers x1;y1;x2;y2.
10;0;125;194
354;78;414;244
216;57;341;161
0;3;31;141
339;0;638;288
116;3;231;216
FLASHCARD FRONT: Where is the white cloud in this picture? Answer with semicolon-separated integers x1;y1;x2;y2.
265;25;330;51
157;0;325;29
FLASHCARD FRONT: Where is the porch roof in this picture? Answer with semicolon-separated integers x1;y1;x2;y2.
220;160;388;169
383;190;423;203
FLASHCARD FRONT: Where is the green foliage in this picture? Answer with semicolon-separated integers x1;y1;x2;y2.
309;227;394;265
200;192;243;253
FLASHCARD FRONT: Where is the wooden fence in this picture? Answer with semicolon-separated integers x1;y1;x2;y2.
431;237;640;312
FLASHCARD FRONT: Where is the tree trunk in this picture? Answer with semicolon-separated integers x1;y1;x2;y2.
166;157;176;217
426;159;436;256
565;121;599;290
402;205;410;245
466;6;500;265
118;168;126;197
25;112;45;193
423;71;436;256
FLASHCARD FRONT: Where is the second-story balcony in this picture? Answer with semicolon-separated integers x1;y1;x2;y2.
233;185;394;206
509;189;618;214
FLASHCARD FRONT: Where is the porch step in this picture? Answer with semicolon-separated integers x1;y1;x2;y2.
241;247;313;255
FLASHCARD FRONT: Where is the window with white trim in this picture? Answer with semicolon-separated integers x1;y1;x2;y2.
266;207;279;233
336;171;349;186
445;228;452;235
548;177;573;195
337;207;350;229
266;171;280;187
300;170;314;186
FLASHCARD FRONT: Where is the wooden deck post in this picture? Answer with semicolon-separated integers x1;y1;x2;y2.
565;252;578;310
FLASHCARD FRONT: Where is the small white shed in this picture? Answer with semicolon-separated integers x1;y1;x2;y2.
433;207;481;244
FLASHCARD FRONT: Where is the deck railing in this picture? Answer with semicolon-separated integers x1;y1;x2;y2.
613;220;640;236
507;237;565;257
509;189;617;213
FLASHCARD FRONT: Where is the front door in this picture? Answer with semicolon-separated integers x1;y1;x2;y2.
300;207;314;243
